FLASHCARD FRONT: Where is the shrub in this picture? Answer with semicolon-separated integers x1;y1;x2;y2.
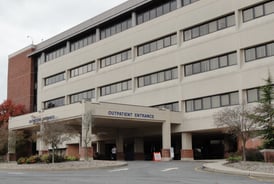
17;157;27;165
226;153;242;163
40;154;50;163
246;149;264;161
65;156;79;161
26;155;40;164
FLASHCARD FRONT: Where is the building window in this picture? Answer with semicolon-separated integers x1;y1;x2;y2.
138;67;178;88
100;80;132;96
137;0;177;25
45;46;66;62
70;89;95;104
185;91;239;112
183;14;235;41
247;85;274;103
100;49;131;68
243;1;274;22
70;62;95;78
181;0;199;6
153;102;179;112
184;52;237;76
244;41;274;62
44;97;65;109
137;34;177;56
45;72;65;86
100;18;132;39
70;33;96;52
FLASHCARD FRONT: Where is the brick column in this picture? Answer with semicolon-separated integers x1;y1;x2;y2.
162;121;171;161
181;133;194;160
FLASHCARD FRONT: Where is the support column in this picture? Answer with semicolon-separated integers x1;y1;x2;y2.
65;41;70;54
162;121;171;161
38;123;48;155
132;12;137;27
177;0;182;8
80;114;93;160
96;28;100;42
116;134;124;160
134;138;144;160
181;133;194;160
7;130;16;162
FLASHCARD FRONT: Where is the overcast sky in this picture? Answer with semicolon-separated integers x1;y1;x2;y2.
0;0;127;103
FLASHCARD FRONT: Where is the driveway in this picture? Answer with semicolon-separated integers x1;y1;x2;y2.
0;161;273;184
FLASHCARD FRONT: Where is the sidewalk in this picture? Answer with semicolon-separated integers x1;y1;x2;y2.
203;160;274;179
0;160;127;171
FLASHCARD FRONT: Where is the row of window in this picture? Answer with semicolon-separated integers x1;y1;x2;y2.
243;0;274;22
138;68;178;87
153;102;179;112
41;0;199;63
46;39;274;86
186;91;239;112
45;46;66;62
70;89;95;104
70;62;95;78
70;33;96;52
100;18;132;40
137;0;177;25
247;85;274;103
100;49;131;68
100;80;132;96
245;41;274;62
138;34;177;56
184;14;235;41
41;0;273;63
185;52;237;76
45;72;65;86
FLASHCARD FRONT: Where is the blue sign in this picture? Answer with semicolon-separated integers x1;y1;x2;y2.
29;115;55;124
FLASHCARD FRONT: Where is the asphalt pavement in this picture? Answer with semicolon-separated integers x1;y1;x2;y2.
0;160;273;184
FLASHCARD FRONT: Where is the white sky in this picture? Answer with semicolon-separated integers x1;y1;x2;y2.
0;0;127;103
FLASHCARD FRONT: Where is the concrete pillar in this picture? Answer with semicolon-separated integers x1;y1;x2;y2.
132;12;137;27
162;121;171;161
7;130;16;162
38;123;48;155
96;28;100;42
177;0;182;8
66;41;70;54
41;52;45;63
116;134;124;160
181;133;194;160
80;114;93;160
134;138;144;160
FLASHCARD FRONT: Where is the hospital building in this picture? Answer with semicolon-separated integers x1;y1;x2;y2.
7;0;274;161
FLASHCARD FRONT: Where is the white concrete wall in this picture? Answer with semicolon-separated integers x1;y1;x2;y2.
34;0;274;133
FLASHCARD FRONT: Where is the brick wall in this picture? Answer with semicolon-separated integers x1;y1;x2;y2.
7;47;35;113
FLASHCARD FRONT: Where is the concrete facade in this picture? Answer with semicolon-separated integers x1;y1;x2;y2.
7;0;274;161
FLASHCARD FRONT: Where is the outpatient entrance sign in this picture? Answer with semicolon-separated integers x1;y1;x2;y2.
108;111;154;119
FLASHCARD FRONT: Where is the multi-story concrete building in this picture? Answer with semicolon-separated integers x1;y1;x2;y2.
8;0;274;161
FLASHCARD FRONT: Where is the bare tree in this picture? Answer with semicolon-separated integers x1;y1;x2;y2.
39;121;77;163
82;111;93;161
214;105;257;161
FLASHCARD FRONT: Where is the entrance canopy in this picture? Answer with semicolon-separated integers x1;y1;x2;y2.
9;101;182;131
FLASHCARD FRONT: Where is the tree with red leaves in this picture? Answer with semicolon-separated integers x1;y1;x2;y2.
0;99;26;126
0;100;26;156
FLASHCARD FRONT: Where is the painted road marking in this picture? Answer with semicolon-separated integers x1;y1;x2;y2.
8;172;24;175
109;168;129;172
161;167;179;172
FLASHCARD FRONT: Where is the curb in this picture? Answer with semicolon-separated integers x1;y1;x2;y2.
202;161;274;179
0;161;128;171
